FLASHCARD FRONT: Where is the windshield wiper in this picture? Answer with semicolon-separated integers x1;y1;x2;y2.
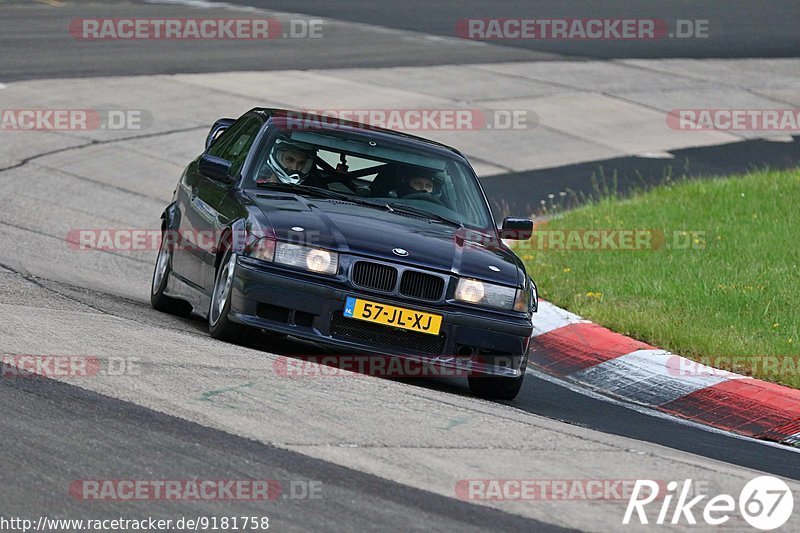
386;202;464;228
256;182;388;209
256;182;340;197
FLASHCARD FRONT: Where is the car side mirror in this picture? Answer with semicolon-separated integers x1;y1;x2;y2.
500;217;533;240
205;118;236;151
199;154;233;183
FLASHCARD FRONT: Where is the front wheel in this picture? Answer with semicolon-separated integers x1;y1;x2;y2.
468;354;528;400
468;373;525;400
208;250;253;343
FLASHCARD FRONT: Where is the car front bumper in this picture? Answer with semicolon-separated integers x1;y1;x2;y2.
228;256;533;378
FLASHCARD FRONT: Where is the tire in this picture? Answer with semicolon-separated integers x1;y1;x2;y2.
468;354;528;401
468;373;525;401
208;249;253;343
151;231;192;316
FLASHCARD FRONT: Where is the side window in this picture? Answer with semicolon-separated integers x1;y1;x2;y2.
207;116;262;177
207;119;247;157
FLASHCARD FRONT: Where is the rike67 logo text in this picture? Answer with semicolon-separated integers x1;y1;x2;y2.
623;477;794;530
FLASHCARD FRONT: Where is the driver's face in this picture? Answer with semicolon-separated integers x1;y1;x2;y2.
279;150;310;172
408;176;434;193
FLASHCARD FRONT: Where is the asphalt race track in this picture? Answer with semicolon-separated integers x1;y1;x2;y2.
1;1;799;531
0;0;550;81
0;375;562;532
235;0;800;59
5;0;800;80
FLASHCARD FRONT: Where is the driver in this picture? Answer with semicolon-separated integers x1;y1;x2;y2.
256;136;318;185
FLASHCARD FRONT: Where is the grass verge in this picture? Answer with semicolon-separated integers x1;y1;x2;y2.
519;168;800;388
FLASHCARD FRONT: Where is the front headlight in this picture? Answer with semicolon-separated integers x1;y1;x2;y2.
455;278;516;310
275;242;338;275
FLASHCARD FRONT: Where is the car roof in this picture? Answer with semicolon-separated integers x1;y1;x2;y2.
252;108;468;161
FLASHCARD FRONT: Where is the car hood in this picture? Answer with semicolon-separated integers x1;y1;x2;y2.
244;191;525;286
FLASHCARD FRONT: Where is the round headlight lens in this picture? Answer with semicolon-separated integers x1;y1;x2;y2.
455;279;485;303
306;249;332;273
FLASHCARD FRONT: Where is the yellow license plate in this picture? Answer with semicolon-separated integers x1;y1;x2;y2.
343;297;442;335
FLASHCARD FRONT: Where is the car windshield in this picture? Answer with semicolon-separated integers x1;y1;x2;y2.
244;125;494;230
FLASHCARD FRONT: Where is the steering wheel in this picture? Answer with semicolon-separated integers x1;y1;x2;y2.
402;192;445;206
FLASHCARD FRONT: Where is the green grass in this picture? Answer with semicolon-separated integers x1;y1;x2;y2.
518;168;800;387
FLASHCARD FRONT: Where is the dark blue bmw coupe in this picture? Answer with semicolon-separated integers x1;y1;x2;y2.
151;108;537;399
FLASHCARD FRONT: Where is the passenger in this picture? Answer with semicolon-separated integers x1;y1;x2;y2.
395;167;442;200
